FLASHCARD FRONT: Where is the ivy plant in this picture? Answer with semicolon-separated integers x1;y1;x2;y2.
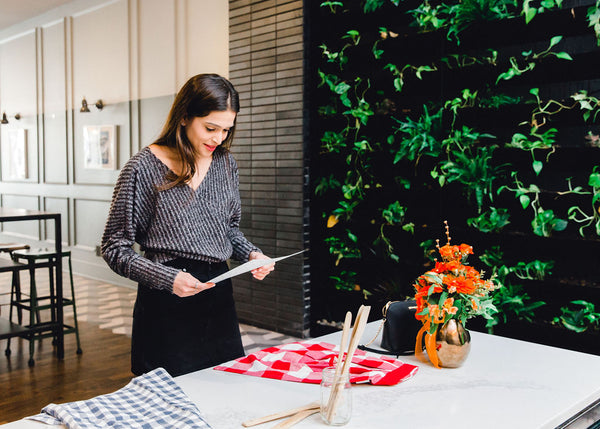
314;0;600;331
568;167;600;236
554;301;600;333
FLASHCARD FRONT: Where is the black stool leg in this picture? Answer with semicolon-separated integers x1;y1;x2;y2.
12;270;22;324
48;258;57;346
27;263;37;367
5;270;19;357
67;255;82;354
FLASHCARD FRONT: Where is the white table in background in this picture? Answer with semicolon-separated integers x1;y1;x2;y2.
3;322;600;428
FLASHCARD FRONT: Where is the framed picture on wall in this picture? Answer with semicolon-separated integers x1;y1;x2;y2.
83;125;117;170
5;128;28;179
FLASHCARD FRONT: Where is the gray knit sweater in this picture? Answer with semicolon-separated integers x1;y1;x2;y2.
101;146;260;292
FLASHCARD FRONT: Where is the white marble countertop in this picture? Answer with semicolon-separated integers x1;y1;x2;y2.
4;322;600;428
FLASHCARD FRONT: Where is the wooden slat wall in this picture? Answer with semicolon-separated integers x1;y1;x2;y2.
228;0;309;337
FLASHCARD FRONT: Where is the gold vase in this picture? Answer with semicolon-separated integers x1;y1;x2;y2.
436;319;471;368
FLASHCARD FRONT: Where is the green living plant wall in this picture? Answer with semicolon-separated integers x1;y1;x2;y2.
313;0;600;337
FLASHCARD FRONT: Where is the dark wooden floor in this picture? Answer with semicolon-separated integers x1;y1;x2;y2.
0;319;133;424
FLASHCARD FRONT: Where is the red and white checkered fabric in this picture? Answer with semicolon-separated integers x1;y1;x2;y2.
214;341;418;386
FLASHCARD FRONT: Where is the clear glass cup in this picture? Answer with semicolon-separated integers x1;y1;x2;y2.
320;366;352;425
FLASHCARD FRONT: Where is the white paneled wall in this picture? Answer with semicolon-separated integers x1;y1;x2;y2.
0;0;229;286
42;20;69;185
138;0;177;100
0;30;39;183
184;0;229;81
71;1;131;185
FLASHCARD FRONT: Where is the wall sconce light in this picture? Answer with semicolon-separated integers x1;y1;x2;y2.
1;112;21;124
80;97;104;112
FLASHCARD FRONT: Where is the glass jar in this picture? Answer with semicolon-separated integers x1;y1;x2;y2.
320;366;352;425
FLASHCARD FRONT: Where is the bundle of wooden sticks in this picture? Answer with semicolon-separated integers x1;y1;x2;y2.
323;305;371;423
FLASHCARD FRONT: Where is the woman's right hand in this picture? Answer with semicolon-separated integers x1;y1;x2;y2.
172;271;215;297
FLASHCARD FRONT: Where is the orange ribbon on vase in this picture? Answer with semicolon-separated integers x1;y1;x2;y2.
414;320;441;369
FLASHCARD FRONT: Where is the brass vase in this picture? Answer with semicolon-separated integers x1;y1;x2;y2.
436;319;471;368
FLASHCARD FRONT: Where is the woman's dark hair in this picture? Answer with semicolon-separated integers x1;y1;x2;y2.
154;73;240;190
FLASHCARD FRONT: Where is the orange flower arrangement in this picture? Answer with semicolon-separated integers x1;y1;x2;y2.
414;221;500;367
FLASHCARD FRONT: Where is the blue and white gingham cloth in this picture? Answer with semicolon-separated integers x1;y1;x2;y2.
27;368;212;428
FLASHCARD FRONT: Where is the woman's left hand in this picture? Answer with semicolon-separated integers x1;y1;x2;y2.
249;251;275;280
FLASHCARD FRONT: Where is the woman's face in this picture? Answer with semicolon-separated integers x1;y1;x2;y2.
183;109;236;159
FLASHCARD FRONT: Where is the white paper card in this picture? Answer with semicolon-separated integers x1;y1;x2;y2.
207;250;306;284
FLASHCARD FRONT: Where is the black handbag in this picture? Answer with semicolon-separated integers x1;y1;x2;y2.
359;300;421;356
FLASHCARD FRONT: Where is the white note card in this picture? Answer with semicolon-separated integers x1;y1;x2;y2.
207;249;306;284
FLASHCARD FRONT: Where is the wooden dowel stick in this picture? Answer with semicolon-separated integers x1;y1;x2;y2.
334;311;352;377
272;408;319;429
242;402;319;427
341;306;369;375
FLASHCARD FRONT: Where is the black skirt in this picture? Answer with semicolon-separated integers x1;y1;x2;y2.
131;258;245;377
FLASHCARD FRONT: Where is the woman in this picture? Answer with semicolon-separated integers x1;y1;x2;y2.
101;73;274;377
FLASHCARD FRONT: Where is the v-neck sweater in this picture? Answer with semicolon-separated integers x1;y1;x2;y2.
101;146;260;292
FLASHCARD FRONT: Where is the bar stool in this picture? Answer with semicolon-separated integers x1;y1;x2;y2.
0;258;28;318
6;248;82;366
0;257;31;363
0;243;29;319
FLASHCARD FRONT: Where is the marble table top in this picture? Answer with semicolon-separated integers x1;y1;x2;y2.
4;322;600;428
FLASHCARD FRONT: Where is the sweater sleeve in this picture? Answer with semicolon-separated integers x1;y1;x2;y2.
227;156;261;262
101;159;179;292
